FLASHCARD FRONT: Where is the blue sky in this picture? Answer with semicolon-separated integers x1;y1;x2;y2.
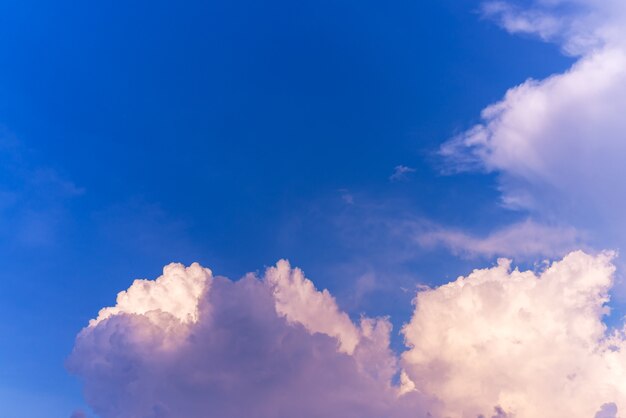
1;0;614;417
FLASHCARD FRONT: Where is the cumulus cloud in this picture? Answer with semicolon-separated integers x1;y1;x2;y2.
68;261;433;418
441;0;626;252
265;260;361;354
402;250;626;418
70;252;626;418
89;263;211;327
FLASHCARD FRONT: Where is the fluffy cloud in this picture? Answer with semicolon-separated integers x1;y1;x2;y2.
441;0;626;251
90;263;211;327
70;252;626;418
264;260;361;354
442;47;626;220
68;261;433;418
402;250;626;418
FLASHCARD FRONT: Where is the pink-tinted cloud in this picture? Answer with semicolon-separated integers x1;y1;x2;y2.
69;252;626;417
68;262;433;418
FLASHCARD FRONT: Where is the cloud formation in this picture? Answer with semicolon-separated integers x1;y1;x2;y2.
482;0;626;56
68;261;433;418
70;252;626;418
390;165;416;182
441;0;626;250
68;6;626;414
402;250;625;418
416;219;583;259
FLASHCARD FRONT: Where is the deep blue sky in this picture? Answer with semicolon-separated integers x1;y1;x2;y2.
0;0;571;416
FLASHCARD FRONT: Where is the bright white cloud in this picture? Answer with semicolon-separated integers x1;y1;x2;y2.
70;253;626;417
402;250;626;418
442;0;626;252
90;262;212;327
442;47;626;220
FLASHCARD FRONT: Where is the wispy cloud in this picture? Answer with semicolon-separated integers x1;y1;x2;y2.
389;165;416;182
0;129;84;247
93;198;200;261
415;219;584;260
337;188;355;205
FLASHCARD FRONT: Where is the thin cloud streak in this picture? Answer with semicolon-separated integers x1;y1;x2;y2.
390;165;416;182
415;219;584;260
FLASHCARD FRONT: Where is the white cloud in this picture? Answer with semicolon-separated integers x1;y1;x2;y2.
68;3;626;416
70;253;626;417
265;260;361;354
390;165;416;182
442;47;626;222
482;0;626;56
68;261;433;418
441;0;626;271
90;262;212;327
416;219;584;259
402;250;626;418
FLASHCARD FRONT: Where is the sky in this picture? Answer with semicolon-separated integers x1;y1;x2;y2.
2;0;626;417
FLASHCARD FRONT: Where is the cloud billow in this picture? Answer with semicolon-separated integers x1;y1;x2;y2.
68;4;626;416
441;0;626;249
402;250;625;418
70;252;626;418
68;262;433;418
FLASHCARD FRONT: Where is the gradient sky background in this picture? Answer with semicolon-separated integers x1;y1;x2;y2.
0;0;614;416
